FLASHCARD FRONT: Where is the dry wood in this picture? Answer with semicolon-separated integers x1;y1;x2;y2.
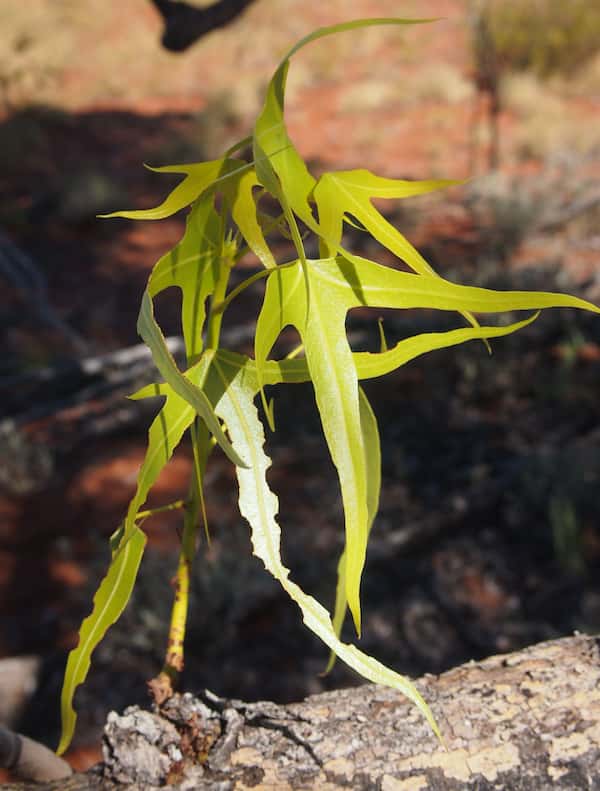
2;633;600;789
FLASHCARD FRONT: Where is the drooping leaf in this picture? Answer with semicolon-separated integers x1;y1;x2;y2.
325;386;381;674
58;527;146;755
123;307;556;731
255;260;368;634
202;354;441;741
138;293;245;468
128;310;538;548
227;169;276;270
255;256;599;632
123;355;215;539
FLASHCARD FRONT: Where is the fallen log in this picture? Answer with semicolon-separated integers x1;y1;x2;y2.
2;633;600;789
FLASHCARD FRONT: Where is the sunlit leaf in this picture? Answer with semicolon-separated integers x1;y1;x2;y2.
146;195;220;361
204;355;441;740
256;256;599;631
255;260;368;633
325;386;381;673
227;169;277;270
279;255;600;317
138;293;245;469
84;17;600;757
253;18;433;221
122;357;211;539
314;170;459;261
250;18;485;346
58;527;146;755
101;158;242;220
353;314;540;379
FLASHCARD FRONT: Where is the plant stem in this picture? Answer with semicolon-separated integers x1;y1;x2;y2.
151;207;234;706
206;268;230;349
135;500;187;520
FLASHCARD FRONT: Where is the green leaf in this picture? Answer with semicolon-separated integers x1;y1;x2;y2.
253;57;315;212
312;174;489;345
227;169;276;270
255;256;599;632
282;18;436;62
252;18;433;222
58;527;146;755
204;355;441;741
353;313;541;379
313;170;460;261
123;359;209;539
249;15;486;348
325;386;381;673
288;255;600;317
147;195;221;361
255;260;368;634
129;306;536;550
101;158;242;220
138;292;246;469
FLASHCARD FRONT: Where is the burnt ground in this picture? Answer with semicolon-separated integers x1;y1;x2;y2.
1;0;600;774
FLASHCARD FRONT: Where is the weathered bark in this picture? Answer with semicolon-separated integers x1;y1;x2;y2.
3;634;600;789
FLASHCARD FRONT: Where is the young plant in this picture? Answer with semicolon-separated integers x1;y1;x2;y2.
57;18;599;754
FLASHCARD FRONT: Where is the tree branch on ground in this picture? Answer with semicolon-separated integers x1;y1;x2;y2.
3;634;600;789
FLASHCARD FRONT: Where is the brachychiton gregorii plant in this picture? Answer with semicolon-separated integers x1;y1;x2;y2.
57;19;600;753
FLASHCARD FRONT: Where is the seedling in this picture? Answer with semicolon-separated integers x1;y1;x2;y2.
57;19;599;753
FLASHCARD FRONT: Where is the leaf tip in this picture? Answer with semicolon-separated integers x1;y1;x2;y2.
349;599;362;639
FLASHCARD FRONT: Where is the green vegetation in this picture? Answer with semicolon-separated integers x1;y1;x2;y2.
476;0;600;78
57;18;600;754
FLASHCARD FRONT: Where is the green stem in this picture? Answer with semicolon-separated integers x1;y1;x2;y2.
214;268;272;315
153;203;234;705
206;223;235;350
279;193;310;321
136;500;187;521
190;419;211;546
281;194;308;268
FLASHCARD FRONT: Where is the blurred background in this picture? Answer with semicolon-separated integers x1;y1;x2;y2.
1;0;600;775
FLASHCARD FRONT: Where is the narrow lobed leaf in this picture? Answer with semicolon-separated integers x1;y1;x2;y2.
205;355;442;742
58;527;146;755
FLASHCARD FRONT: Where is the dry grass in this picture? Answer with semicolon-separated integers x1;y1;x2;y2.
479;0;600;78
502;72;600;159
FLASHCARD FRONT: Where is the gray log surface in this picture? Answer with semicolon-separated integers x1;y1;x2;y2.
2;634;600;790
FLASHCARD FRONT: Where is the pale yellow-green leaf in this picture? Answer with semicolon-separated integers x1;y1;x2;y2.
252;19;433;225
138;292;246;469
255;256;599;632
100;158;242;220
204;355;441;741
123;356;212;539
313;170;459;261
227;169;276;270
146;195;221;361
256;260;368;634
354;314;540;379
325;386;381;673
58;527;146;755
285;255;600;317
